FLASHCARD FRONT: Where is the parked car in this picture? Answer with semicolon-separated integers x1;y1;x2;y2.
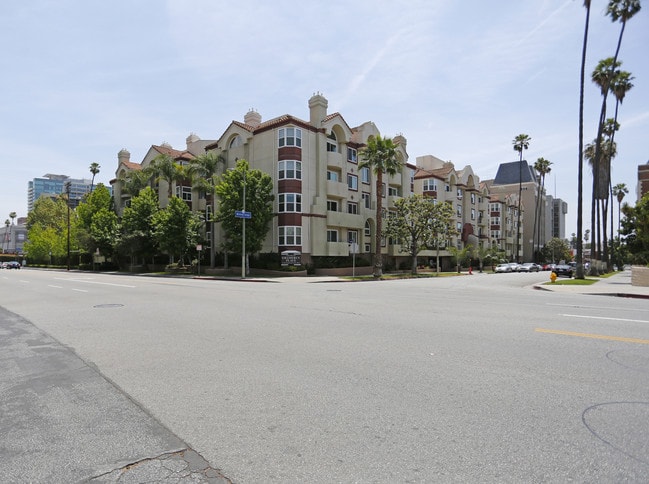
0;262;7;269
553;264;573;277
495;263;512;273
508;262;521;272
519;262;540;272
6;261;21;269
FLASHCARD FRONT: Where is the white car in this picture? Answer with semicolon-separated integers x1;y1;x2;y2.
495;263;512;273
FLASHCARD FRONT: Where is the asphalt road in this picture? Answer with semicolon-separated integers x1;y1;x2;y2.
1;269;648;483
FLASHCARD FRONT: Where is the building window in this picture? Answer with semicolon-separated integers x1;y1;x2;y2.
327;132;337;152
362;192;371;209
471;193;476;204
279;193;301;213
348;230;358;244
365;220;371;237
327;199;339;212
347;147;357;163
388;187;399;197
279;226;301;245
471;208;476;220
327;229;338;242
347;202;359;215
457;222;462;231
457;188;463;199
229;135;243;148
457;204;462;217
361;166;370;184
278;127;302;148
423;179;437;191
347;174;358;191
445;183;451;192
327;170;339;182
278;160;302;180
176;185;192;201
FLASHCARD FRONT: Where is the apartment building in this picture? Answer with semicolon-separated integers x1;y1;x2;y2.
413;155;492;269
112;94;413;267
638;160;649;202
487;192;522;260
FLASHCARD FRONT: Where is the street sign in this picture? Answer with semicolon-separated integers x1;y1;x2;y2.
235;210;252;219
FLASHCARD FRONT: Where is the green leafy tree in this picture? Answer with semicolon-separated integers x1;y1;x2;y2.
427;201;457;275
620;193;649;264
448;245;472;274
76;184;113;256
383;195;439;275
541;238;572;264
214;159;274;269
90;209;118;258
25;196;78;264
119;169;153;198
117;186;160;266
152;196;201;266
359;135;403;278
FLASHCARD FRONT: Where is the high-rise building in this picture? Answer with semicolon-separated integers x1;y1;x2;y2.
27;174;93;212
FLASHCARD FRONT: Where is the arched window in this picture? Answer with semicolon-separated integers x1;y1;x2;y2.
229;135;243;149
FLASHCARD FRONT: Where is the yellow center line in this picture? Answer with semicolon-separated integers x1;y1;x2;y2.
535;328;649;345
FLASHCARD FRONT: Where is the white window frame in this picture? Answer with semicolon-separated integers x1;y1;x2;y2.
327;229;339;242
423;179;437;191
347;202;359;215
176;185;192;201
347;174;358;191
327;170;339;182
278;160;302;180
362;192;371;209
278;193;302;213
327;199;339;212
278;127;302;148
360;166;370;184
279;226;302;245
347;147;357;163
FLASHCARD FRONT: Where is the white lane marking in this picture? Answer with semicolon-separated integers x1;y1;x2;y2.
53;277;136;288
48;285;63;289
561;313;649;324
549;303;649;313
72;288;89;293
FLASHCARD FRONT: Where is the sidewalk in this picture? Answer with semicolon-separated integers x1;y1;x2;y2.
0;307;230;484
533;269;649;299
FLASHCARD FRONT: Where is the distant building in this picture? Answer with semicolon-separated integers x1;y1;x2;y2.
638;160;649;201
27;174;93;211
0;217;27;254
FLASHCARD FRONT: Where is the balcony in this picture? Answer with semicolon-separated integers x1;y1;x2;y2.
326;151;345;170
327;210;362;227
326;180;348;198
326;241;350;256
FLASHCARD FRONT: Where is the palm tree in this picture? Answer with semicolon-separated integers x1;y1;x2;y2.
359;135;403;278
119;169;153;198
187;151;226;268
612;183;628;238
512;134;531;263
148;153;185;202
89;162;100;192
576;0;591;279
533;157;552;261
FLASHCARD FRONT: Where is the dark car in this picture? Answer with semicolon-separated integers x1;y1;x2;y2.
6;261;21;269
553;264;573;277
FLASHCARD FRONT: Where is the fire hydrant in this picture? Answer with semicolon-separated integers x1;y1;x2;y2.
550;271;557;283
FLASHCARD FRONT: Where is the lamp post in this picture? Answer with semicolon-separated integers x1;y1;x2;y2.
241;170;246;279
65;181;71;271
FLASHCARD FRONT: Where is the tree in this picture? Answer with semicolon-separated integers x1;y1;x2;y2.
89;162;100;192
25;196;78;264
214;159;274;271
533;157;552;262
119;169;153;198
427;201;457;275
576;0;592;279
187;151;225;268
148;153;185;201
512;134;531;263
116;186;160;267
152;196;201;266
612;183;628;238
383;195;439;275
89;209;118;259
448;245;472;274
541;238;572;264
620;193;649;264
359;135;403;278
76;184;113;256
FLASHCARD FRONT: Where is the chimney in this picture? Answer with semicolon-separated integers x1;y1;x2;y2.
308;92;328;127
244;109;262;128
118;148;130;164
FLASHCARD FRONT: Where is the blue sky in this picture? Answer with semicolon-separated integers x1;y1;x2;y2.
1;1;647;238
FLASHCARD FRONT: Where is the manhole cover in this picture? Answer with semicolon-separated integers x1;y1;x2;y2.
93;304;124;308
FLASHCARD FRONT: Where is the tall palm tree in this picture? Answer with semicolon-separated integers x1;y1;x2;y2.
148;153;184;202
119;169;153;198
512;134;531;263
576;0;591;279
359;134;403;278
612;183;628;238
187;151;226;268
89;162;100;192
533;157;552;261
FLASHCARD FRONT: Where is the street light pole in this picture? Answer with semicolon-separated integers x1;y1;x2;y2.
241;170;246;279
65;181;71;271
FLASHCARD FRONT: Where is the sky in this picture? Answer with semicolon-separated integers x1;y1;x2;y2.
1;0;647;238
